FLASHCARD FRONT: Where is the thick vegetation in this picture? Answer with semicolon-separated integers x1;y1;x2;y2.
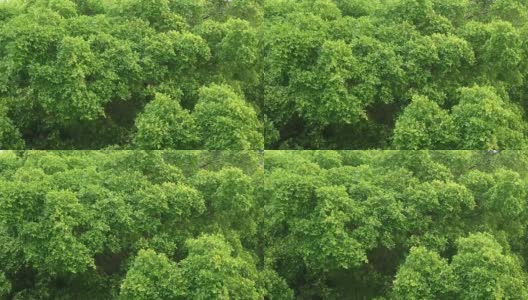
265;0;528;149
2;150;528;299
0;0;263;149
0;150;285;299
265;150;528;299
4;0;528;150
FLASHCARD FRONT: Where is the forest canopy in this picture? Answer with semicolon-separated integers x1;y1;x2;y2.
4;0;528;149
0;0;263;149
265;0;528;149
0;150;280;299
264;150;528;299
2;150;528;299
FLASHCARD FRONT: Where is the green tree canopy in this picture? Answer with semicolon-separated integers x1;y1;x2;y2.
0;150;272;299
264;150;528;298
2;150;528;298
0;0;263;149
265;0;528;149
393;86;527;149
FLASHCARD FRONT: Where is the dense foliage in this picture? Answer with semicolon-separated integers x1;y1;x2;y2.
0;0;263;149
0;150;287;299
2;150;528;299
265;0;528;149
5;0;528;149
265;150;528;299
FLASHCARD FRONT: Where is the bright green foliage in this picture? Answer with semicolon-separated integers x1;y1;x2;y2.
194;18;260;85
5;0;528;149
194;84;263;150
265;150;528;298
120;235;266;300
451;233;528;300
3;150;528;298
133;93;198;149
393;95;457;149
119;249;183;300
0;150;269;299
461;21;523;86
23;190;95;274
452;86;526;149
179;234;262;299
392;232;528;300
265;0;528;149
394;86;527;149
116;0;186;32
121;236;265;299
0;0;263;149
392;247;455;300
